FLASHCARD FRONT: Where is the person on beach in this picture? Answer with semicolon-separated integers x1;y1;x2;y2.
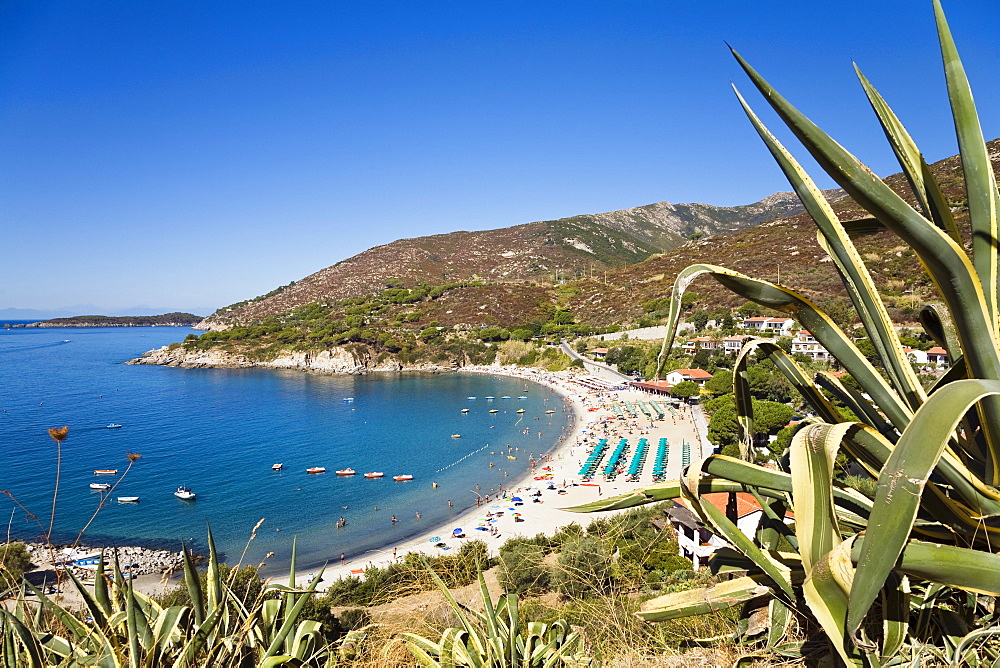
340;553;345;564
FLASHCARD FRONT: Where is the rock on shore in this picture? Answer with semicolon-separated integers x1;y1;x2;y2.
127;345;454;375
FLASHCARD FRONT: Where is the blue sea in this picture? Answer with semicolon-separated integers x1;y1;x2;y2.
0;325;572;574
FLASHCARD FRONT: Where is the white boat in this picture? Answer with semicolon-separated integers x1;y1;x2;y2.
393;474;414;481
306;467;326;474
174;486;196;500
117;496;140;503
336;468;356;476
364;471;384;478
106;423;123;429
89;482;111;491
272;463;283;470
93;469;118;475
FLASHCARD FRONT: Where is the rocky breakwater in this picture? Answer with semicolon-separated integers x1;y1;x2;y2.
128;344;454;375
16;542;187;576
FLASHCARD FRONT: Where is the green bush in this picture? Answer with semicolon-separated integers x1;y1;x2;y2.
0;542;32;593
498;542;550;595
553;535;615;599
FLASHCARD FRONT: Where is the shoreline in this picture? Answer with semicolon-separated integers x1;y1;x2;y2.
268;363;706;590
16;362;707;602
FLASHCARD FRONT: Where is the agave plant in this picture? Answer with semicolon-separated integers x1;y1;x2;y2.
570;1;1000;664
0;530;342;667
403;569;592;667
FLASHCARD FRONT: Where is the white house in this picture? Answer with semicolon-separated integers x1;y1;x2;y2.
791;330;831;360
903;347;928;365
722;335;753;355
664;368;714;385
681;337;721;354
668;492;790;569
926;346;949;367
742;317;795;334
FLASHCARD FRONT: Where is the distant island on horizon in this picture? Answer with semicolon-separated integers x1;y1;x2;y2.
4;312;203;328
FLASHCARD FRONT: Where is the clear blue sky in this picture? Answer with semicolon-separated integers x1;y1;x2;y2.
2;1;998;315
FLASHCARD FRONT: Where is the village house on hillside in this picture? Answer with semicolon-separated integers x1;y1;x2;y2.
681;336;721;354
667;492;792;569
742;316;795;334
723;335;753;355
791;330;831;361
663;368;714;385
926;346;949;366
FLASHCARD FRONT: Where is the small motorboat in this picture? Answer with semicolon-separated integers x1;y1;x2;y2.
485;396;495;400
336;468;356;476
489;409;499;413
272;463;283;470
393;474;414;481
516;409;525;414
106;424;123;429
89;482;111;491
467;396;476;400
174;486;196;500
545;410;555;414
117;496;140;503
343;397;354;402
306;467;326;474
364;472;384;478
93;469;118;475
518;396;528;399
501;396;511;399
451;434;461;438
461;408;469;413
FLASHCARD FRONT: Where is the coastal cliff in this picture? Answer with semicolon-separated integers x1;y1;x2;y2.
127;344;454;374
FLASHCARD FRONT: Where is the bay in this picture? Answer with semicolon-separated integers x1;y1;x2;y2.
0;326;572;573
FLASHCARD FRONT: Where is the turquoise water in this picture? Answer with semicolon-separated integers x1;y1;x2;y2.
0;326;572;573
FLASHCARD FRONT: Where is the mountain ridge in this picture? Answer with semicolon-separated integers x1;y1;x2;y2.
199;190;829;329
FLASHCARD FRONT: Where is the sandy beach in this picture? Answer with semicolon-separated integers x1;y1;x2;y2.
31;364;708;603
265;364;709;590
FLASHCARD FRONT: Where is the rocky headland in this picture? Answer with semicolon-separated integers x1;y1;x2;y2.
128;344;454;375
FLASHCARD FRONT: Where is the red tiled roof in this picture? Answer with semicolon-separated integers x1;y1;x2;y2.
674;368;714;379
680;492;795;519
927;346;948;355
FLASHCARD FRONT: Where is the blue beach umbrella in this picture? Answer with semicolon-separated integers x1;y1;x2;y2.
429;536;440;543
511;497;523;503
453;528;463;535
